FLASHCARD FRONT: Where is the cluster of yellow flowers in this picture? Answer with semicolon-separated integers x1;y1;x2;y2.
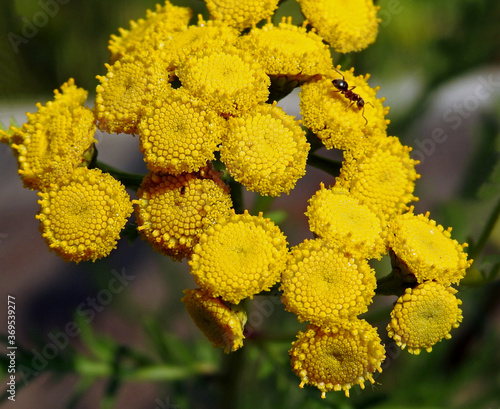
1;0;473;399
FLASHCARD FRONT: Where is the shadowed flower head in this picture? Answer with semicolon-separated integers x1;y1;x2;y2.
36;167;133;263
204;0;280;30
290;319;385;398
280;238;376;325
189;210;289;304
182;288;247;353
386;281;463;354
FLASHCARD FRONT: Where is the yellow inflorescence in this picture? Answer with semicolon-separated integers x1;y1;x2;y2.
220;102;309;196
298;0;380;53
182;288;247;353
386;281;463;354
204;0;280;30
290;319;385;398
134;170;233;260
280;239;377;325
300;69;389;151
138;87;227;174
36;167;133;263
10;79;96;191
389;209;472;286
305;184;386;260
189;210;289;304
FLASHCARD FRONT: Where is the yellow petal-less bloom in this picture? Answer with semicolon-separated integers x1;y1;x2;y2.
290;320;385;398
205;0;279;31
305;184;386;260
337;136;420;219
138;87;227;174
134;170;233;260
386;281;463;354
11;79;96;191
182;288;247;353
36;167;133;263
298;0;380;53
189;210;289;304
220;102;309;196
236;17;332;79
108;0;192;62
280;238;376;325
300;69;389;151
176;48;270;116
388;209;472;286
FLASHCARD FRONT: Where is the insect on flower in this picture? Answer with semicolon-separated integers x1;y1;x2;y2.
332;68;373;125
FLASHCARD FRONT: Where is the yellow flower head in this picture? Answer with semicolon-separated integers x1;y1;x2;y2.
11;79;96;191
176;48;270;116
300;69;389;151
189;210;289;304
204;0;279;30
388;209;472;286
36;167;133;263
220;102;309;196
290;320;385;398
95;51;172;135
337;136;420;219
386;281;463;354
134;169;233;260
305;184;386;260
182;288;246;353
108;0;192;62
298;0;380;53
236;17;332;79
138;87;227;174
280;238;376;325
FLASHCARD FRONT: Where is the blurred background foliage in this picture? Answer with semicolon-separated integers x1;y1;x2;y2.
1;0;500;408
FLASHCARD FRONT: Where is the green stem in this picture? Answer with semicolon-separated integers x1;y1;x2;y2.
469;195;500;262
93;160;145;190
307;153;342;177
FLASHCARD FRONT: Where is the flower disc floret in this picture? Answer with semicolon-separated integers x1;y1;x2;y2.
134;170;233;260
205;0;279;30
182;288;246;353
138;87;226;174
36;168;133;263
305;184;386;259
386;281;463;354
298;0;380;53
220;102;309;196
290;320;385;398
189;210;289;304
280;238;376;325
389;209;472;285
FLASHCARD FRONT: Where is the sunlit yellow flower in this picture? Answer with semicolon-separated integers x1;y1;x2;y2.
189;210;288;304
176;48;270;116
337;136;420;219
386;281;463;354
95;51;172;135
204;0;279;30
290;320;385;398
280;238;376;325
134;169;233;260
298;0;380;53
36;167;133;263
220;102;309;196
182;288;247;353
1;118;21;145
300;69;389;151
108;0;192;62
10;79;96;191
305;184;386;259
236;17;332;80
388;209;472;286
138;87;227;174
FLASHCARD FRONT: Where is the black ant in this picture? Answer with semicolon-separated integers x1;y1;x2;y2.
332;68;373;125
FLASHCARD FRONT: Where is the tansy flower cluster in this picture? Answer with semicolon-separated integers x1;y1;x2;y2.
1;0;473;400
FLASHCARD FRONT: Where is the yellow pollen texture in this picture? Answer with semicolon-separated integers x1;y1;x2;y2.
204;0;280;30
